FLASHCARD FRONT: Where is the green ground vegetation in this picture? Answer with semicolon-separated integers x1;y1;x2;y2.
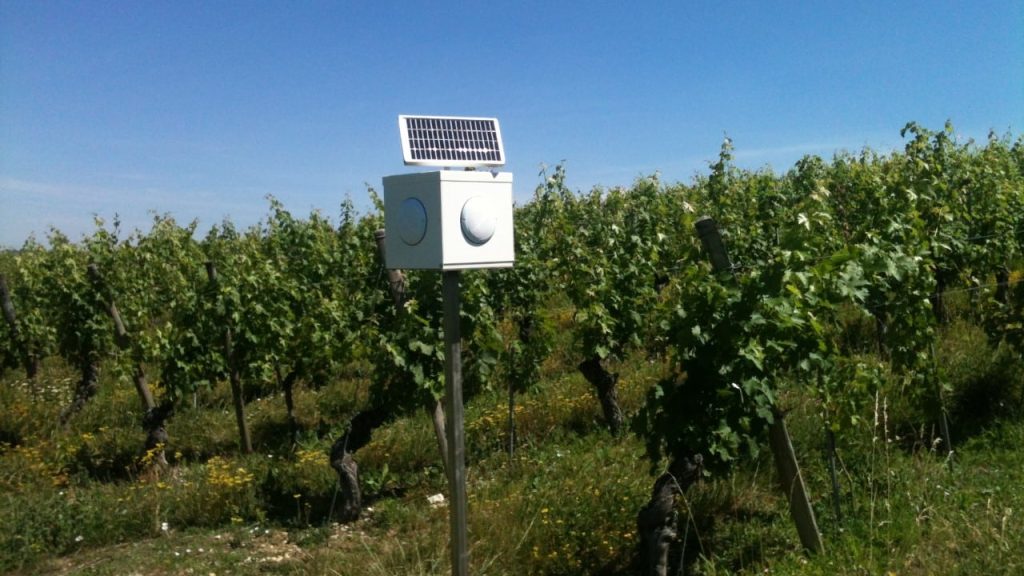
1;308;1022;575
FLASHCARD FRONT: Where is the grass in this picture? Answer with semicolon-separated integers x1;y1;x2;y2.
1;321;1023;575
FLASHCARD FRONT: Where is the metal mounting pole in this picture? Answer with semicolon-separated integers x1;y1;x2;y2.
443;270;469;576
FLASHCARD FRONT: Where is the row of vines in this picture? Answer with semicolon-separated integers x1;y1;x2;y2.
2;123;1023;570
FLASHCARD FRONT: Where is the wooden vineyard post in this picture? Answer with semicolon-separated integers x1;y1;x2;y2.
694;217;733;273
768;411;824;553
0;274;38;379
86;264;169;466
205;262;253;455
374;229;449;476
374;229;407;309
695;216;824;554
443;270;469;576
826;428;843;527
87;265;156;411
929;341;955;469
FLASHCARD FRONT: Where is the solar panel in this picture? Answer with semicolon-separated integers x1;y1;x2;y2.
398;115;505;167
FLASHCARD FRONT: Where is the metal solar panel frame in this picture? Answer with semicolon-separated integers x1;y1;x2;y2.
398;115;505;168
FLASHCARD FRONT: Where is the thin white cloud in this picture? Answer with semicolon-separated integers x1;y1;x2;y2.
0;177;271;247
2;177;267;214
1;177;109;200
731;138;901;163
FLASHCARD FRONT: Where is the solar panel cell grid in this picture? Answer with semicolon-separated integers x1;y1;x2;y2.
399;115;504;167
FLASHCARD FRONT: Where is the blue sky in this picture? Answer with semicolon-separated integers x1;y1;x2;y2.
2;1;1022;248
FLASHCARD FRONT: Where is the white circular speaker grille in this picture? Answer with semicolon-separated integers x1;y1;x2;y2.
460;196;496;245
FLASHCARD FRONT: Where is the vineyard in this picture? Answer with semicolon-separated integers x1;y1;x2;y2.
2;122;1024;575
